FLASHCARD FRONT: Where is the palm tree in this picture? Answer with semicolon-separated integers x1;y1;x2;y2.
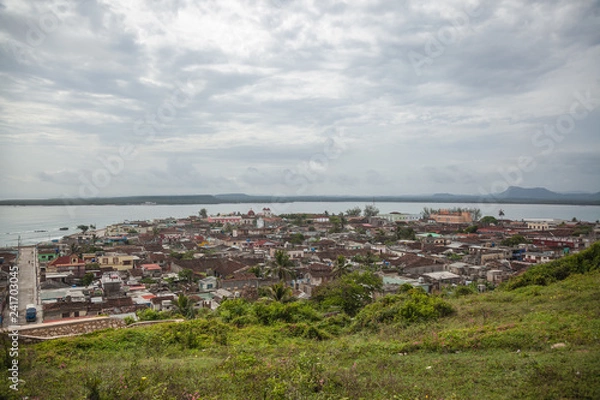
266;250;296;283
338;213;347;230
249;264;265;278
174;293;195;319
263;282;294;302
70;243;81;256
331;255;351;278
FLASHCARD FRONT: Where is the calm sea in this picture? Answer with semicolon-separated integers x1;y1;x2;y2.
1;202;599;247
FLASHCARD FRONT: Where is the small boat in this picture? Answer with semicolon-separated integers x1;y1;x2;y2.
59;227;69;231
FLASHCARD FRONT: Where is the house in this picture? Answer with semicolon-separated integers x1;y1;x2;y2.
101;273;122;296
429;210;473;224
37;246;59;263
43;301;102;321
47;255;86;276
525;219;555;231
486;269;509;284
199;276;218;292
447;262;470;275
379;213;420;223
387;253;445;276
207;215;243;225
141;263;163;277
42;297;135;321
151;295;175;312
523;251;555;264
97;253;138;271
269;248;304;259
421;271;461;291
305;263;333;287
213;288;236;304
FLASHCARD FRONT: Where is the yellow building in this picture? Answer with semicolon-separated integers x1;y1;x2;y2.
97;253;138;271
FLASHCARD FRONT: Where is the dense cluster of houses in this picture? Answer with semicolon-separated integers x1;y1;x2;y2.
17;207;599;322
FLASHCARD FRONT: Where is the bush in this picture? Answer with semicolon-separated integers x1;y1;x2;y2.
253;300;322;325
216;298;252;324
504;241;600;290
453;285;477;298
353;290;454;330
136;308;170;321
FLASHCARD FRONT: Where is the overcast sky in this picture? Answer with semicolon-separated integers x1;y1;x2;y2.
1;0;599;200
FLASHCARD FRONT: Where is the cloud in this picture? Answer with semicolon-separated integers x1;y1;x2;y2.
0;0;598;199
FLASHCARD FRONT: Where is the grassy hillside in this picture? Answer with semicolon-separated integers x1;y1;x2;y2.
2;244;600;399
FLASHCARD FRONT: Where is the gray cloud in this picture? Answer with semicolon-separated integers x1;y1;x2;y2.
0;0;599;199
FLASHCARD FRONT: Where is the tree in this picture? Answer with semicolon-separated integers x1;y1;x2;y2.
338;213;347;230
394;226;416;240
421;207;435;219
479;216;498;226
77;225;89;234
174;293;196;319
345;207;362;217
312;271;383;316
82;272;95;286
70;243;81;256
249;264;265;278
501;234;529;247
498;209;505;218
464;225;478;234
363;205;379;217
470;208;482;222
331;255;352;278
289;233;305;245
178;268;194;284
266;250;296;282
262;283;294;302
329;215;343;233
199;208;208;219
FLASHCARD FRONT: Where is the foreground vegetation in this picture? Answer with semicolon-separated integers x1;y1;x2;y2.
2;244;600;399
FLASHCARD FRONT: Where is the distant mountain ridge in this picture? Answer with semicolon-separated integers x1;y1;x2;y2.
0;187;599;206
494;186;600;202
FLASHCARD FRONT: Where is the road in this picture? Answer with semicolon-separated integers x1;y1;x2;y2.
2;245;41;326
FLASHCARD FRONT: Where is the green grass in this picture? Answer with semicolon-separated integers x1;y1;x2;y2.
2;269;600;399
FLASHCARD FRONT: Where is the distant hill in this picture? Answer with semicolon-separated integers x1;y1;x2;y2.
0;187;598;206
493;186;600;203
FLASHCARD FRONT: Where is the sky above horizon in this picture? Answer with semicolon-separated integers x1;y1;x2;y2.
1;0;599;200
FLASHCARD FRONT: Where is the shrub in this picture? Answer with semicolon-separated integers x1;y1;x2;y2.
216;298;252;323
353;290;454;330
136;308;170;321
253;300;322;325
504;241;600;290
